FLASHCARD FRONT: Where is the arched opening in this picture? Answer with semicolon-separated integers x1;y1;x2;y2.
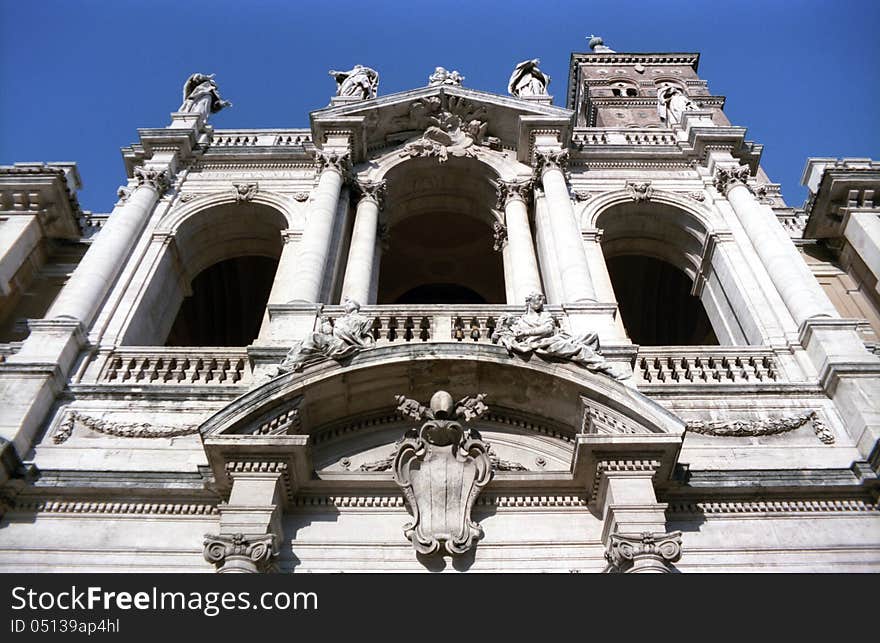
121;201;286;346
375;157;506;305
607;255;717;345
165;255;278;346
597;200;725;346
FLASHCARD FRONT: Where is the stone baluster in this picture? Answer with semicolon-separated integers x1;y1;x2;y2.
46;166;169;327
534;149;596;302
714;165;837;327
288;150;351;303
340;179;386;304
496;179;542;303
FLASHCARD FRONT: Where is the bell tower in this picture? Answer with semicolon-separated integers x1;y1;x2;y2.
567;35;727;128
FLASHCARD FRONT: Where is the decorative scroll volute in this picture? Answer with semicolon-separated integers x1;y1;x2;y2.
392;391;492;556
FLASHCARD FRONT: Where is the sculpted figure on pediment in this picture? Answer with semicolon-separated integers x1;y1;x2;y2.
493;292;627;380
328;64;379;100
428;66;464;86
399;96;488;162
179;73;232;118
508;58;550;97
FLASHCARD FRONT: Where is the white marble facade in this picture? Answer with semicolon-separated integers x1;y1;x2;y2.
0;44;878;573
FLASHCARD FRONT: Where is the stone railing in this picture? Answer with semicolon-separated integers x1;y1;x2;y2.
97;348;251;385
208;129;312;148
634;347;779;385
572;128;677;149
321;305;535;345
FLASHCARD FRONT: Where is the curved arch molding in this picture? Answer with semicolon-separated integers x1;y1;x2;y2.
198;343;684;502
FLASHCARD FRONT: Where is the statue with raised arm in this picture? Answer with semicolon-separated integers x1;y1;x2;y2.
179;73;232;118
508;58;550;97
328;64;379;100
493;293;627;379
276;298;375;373
657;84;698;125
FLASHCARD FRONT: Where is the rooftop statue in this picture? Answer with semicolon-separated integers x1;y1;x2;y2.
428;66;464;87
179;73;232;118
493;292;627;379
275;297;375;374
588;34;615;53
328;64;379;100
657;84;698;125
508;58;550;97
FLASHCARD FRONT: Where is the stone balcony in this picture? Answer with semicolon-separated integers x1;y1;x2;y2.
73;305;810;393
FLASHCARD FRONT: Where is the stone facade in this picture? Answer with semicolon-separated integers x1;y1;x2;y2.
0;44;878;573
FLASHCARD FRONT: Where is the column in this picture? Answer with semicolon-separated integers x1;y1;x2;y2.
715;165;837;327
46;166;168;327
340;179;385;304
288;150;350;303
203;460;286;574
266;230;302;306
497;179;542;303
534;149;596;302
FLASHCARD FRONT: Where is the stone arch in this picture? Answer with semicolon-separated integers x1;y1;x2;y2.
118;195;290;346
199;344;684;485
582;190;749;345
354;152;532;305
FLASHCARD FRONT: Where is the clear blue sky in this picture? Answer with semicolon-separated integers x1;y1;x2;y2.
1;0;878;213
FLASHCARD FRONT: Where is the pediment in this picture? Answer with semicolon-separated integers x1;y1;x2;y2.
310;85;574;164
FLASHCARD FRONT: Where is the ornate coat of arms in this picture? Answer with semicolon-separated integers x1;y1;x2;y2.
392;391;492;556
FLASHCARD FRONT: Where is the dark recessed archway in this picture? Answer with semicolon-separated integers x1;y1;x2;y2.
165;255;278;346
607;254;717;346
395;283;487;304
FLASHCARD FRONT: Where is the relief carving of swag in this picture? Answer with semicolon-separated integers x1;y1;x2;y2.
493;293;628;380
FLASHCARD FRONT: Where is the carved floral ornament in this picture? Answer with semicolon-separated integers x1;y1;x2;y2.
355;179;386;208
713;165;752;195
314;149;352;177
132;166;170;195
495;178;532;209
203;533;277;573
685;411;834;444
398;95;491;163
53;410;200;444
532;148;570;179
392;391;492;556
605;531;683;573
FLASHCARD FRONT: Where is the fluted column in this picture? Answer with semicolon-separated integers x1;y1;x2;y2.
46;167;168;327
288;150;350;303
715;165;837;327
496;179;542;303
341;180;385;304
534;149;596;302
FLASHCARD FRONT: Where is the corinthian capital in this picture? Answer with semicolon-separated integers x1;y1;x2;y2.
495;178;532;209
713;165;752;196
355;179;387;209
314;149;352;178
132;166;170;195
203;533;277;573
532;149;570;179
605;531;682;573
